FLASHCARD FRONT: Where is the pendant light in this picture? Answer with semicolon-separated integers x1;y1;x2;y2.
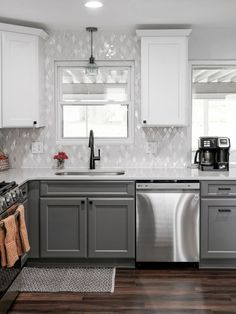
86;27;98;76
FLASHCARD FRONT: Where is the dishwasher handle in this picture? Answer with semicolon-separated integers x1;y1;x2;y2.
136;182;200;190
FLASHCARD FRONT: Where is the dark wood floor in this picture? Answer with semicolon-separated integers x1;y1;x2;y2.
9;268;236;313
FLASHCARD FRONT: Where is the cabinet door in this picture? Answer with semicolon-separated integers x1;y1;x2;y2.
40;198;87;258
141;36;188;126
88;198;135;258
2;32;38;127
201;199;236;259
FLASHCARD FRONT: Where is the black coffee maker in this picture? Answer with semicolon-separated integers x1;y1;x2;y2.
194;137;230;171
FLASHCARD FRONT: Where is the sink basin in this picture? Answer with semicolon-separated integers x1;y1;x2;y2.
55;170;125;176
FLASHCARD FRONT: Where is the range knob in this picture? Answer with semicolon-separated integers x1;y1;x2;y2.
0;197;6;212
11;190;17;201
5;193;13;206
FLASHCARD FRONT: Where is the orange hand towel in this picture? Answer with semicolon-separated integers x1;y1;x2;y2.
3;215;19;267
0;228;7;267
17;205;30;253
15;219;23;257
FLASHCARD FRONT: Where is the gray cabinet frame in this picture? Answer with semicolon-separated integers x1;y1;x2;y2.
41;181;135;197
38;180;135;260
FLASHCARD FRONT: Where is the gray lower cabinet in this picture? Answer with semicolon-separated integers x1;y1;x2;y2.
40;198;87;258
39;196;135;259
88;198;135;258
201;198;236;259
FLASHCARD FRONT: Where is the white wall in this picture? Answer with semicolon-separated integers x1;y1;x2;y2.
189;27;236;60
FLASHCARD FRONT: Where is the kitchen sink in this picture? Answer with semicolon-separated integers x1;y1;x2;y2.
55;170;125;176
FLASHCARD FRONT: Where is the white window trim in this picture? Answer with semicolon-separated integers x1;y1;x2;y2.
55;60;135;145
188;60;236;166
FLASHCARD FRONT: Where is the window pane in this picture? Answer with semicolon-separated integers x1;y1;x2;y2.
192;66;236;152
192;98;236;150
87;105;128;138
62;68;128;84
62;104;128;138
62;67;129;103
208;98;236;147
63;106;86;138
192;99;204;149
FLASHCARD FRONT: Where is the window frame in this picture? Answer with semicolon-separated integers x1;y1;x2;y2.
55;60;135;145
189;60;236;165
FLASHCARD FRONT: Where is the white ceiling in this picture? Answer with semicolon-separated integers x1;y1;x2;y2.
0;0;236;31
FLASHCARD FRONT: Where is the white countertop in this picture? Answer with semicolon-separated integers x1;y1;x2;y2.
1;167;236;186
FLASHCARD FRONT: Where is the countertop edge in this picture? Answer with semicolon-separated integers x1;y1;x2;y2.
1;168;236;187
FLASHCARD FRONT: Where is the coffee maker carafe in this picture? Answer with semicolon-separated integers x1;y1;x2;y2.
194;137;230;171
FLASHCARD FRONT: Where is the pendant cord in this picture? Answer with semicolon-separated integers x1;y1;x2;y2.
91;30;93;58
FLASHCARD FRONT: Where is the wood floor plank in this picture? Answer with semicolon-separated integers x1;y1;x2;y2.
9;268;236;313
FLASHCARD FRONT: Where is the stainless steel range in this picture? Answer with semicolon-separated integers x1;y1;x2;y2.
136;181;200;263
0;181;23;214
0;181;27;314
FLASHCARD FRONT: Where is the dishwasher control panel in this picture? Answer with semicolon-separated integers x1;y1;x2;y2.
136;182;200;190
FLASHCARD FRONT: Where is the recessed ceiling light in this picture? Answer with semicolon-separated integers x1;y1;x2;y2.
84;1;103;9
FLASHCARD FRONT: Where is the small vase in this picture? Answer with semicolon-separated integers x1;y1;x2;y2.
57;159;65;169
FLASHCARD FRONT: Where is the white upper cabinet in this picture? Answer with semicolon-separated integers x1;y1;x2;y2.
136;29;192;126
0;23;48;128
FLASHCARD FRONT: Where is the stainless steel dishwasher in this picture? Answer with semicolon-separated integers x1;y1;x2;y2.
136;181;200;262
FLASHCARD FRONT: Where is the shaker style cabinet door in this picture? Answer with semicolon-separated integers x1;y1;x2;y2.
87;198;135;258
2;32;39;127
201;199;236;259
40;198;87;258
137;30;191;126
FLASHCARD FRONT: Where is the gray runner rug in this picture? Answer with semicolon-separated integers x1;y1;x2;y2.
19;266;116;293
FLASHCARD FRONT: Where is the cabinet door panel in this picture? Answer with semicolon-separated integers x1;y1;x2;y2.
40;198;86;258
88;198;135;258
141;36;188;126
2;32;38;127
201;199;236;259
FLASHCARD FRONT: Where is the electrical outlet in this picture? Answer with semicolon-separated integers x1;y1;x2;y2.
145;142;157;154
152;142;157;154
32;141;44;154
145;142;152;154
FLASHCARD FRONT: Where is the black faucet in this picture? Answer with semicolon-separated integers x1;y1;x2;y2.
88;130;100;170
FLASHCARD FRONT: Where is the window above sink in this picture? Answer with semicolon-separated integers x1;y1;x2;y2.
55;60;134;144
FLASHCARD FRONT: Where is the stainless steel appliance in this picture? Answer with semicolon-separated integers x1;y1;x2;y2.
194;137;230;171
136;181;200;263
0;181;27;314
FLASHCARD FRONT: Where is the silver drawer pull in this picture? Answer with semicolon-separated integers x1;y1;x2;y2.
218;187;231;191
218;209;231;213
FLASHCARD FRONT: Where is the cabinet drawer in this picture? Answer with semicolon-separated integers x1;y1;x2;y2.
201;181;236;197
40;181;135;197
